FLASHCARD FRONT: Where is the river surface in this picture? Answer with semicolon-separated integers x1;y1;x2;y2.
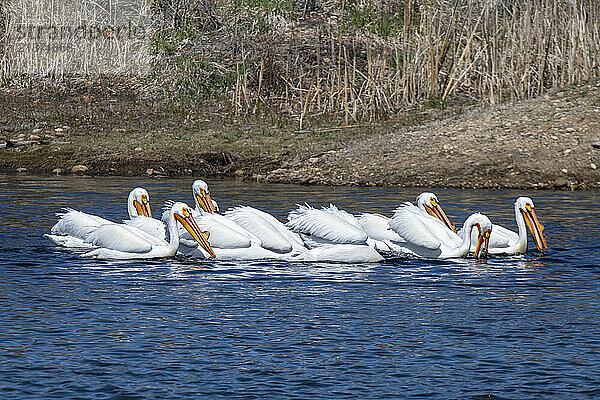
0;175;599;399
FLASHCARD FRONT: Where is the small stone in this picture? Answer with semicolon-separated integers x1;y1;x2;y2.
184;168;192;174
554;178;568;188
55;128;64;133
563;148;572;156
32;128;42;134
55;132;65;137
309;157;319;164
146;168;155;175
561;168;568;173
541;124;552;131
62;126;70;130
29;134;40;140
591;163;597;170
52;168;62;174
566;127;575;133
71;164;88;173
550;135;558;140
592;141;600;149
235;169;245;176
134;147;142;152
16;167;27;173
17;134;25;139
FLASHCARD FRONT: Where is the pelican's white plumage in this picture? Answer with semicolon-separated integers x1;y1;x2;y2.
356;192;456;252
82;202;215;260
459;197;547;255
387;203;491;259
287;204;368;245
123;215;166;240
225;206;293;253
286;204;383;262
179;210;290;260
46;187;154;248
177;181;298;260
225;206;307;255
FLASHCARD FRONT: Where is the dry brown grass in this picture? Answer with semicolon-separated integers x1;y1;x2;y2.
2;0;600;129
217;0;600;123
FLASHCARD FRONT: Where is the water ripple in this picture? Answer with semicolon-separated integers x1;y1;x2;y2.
0;176;599;399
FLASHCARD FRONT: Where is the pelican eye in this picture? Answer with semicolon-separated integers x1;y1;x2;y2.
141;194;148;202
182;208;190;217
430;199;437;207
484;229;491;238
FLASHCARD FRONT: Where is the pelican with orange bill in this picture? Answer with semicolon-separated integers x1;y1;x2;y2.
461;197;548;255
192;180;219;214
130;188;152;218
81;202;216;260
417;193;456;232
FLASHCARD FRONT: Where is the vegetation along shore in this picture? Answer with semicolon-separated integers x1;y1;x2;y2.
1;0;599;189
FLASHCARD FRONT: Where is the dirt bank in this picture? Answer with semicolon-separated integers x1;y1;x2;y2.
1;78;599;190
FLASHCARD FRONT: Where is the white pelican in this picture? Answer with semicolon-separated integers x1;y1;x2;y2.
286;204;383;263
225;206;307;255
387;203;492;259
46;187;154;248
357;192;456;251
82;202;215;260
459;197;547;255
177;180;295;260
191;180;220;213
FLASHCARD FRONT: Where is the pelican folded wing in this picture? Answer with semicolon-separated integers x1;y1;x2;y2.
388;206;441;250
84;224;153;254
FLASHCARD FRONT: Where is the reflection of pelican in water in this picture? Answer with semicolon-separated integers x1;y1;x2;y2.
46;188;153;248
458;197;547;255
82;202;215;260
387;203;492;259
286;204;383;263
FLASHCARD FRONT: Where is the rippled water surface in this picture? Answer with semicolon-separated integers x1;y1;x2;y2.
1;175;599;399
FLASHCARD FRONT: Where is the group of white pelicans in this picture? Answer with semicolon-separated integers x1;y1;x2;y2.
46;179;548;263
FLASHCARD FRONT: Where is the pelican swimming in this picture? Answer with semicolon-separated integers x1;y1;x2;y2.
286;204;383;263
459;197;547;255
81;202;215;260
357;192;456;252
225;206;307;255
387;203;492;259
46;187;154;248
177;180;297;260
191;179;220;213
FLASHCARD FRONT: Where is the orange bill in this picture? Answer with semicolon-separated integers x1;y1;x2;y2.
133;198;152;218
175;213;216;258
195;191;216;213
424;200;456;232
522;205;548;252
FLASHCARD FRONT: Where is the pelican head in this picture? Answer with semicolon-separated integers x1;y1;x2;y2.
128;188;152;218
515;197;548;252
416;192;455;232
464;213;492;259
170;202;216;258
192;180;217;214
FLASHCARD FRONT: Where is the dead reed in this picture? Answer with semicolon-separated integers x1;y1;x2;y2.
2;0;600;128
218;0;600;124
1;0;151;83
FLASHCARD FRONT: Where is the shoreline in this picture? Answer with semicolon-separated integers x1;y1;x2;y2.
2;79;599;190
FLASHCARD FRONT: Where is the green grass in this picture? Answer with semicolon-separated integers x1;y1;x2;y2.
346;2;403;38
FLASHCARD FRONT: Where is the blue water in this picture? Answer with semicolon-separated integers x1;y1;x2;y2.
1;175;599;399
